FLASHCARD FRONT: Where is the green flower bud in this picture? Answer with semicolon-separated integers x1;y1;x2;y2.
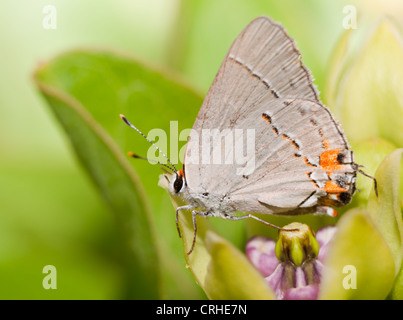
275;223;319;266
329;19;403;147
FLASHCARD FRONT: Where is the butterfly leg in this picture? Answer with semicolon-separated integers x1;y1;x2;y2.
358;169;378;197
223;214;297;231
175;205;194;238
187;210;215;255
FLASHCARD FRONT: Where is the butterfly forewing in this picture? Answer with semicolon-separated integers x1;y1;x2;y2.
193;17;319;131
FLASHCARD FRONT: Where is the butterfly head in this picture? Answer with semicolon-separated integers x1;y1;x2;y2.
170;169;186;194
120;114;189;195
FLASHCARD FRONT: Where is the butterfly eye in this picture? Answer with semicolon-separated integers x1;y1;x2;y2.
173;175;184;193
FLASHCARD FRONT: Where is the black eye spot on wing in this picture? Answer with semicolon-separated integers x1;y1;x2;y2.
338;192;351;204
337;152;345;164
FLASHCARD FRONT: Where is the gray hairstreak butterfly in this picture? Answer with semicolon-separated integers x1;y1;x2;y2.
121;16;376;254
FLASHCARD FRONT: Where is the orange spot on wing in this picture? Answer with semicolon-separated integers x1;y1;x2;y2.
322;181;347;194
320;149;343;172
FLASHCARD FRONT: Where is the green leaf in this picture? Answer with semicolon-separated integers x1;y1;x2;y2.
34;49;204;299
367;149;403;274
34;82;159;298
390;264;403;300
319;209;395;300
204;231;275;300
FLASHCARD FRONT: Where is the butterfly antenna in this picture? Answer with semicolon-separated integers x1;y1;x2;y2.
120;114;178;174
127;152;176;173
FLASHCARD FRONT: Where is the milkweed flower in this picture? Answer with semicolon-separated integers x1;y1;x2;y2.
246;223;334;300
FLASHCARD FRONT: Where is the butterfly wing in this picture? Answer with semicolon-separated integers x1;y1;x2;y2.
184;17;356;214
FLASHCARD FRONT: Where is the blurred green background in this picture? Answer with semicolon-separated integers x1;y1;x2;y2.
1;0;402;299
